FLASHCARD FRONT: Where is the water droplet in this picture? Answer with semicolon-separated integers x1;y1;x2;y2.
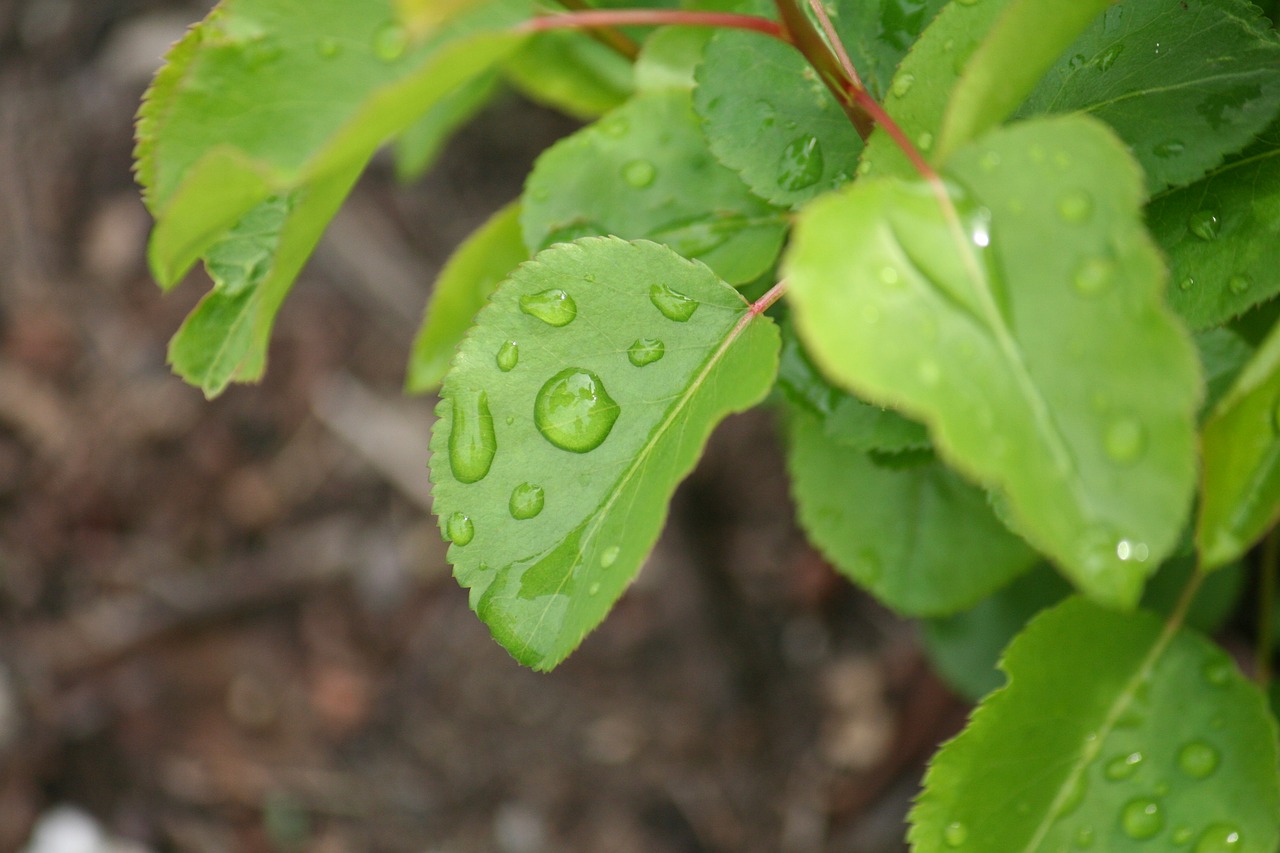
1105;751;1144;781
372;22;408;62
879;265;902;287
1203;656;1233;686
980;151;1001;172
1173;827;1194;845
777;135;825;191
1188;210;1221;241
1068;53;1088;70
754;99;776;128
650;283;699;322
892;74;915;97
1194;824;1242;852
1057;190;1094;223
448;390;496;484
316;37;341;58
588;581;601;595
446;512;474;546
1074;826;1095;848
1098;43;1125;71
600;115;629;138
1104;417;1145;463
1073;257;1115;297
1228;274;1252;294
627;338;665;367
622;159;656;189
916;131;935;151
1179;275;1195;291
1177;741;1219;779
1121;798;1163;840
856;160;872;176
1154;140;1185;158
1116;539;1150;562
600;546;620;568
520;289;577;326
943;821;968;847
509;483;545;520
534;368;620;453
497;340;519;372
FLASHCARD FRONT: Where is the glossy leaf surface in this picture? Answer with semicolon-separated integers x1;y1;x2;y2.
429;238;778;669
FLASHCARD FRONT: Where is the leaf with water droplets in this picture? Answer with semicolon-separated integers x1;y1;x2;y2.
786;404;1036;616
911;597;1280;852
407;202;527;392
522;89;787;285
429;237;779;669
786;115;1201;608
1198;319;1280;569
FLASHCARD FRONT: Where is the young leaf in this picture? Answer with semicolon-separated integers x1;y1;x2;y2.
1019;0;1280;193
1147;131;1280;330
1198;319;1280;569
503;30;633;119
406;201;528;393
428;238;779;670
786;406;1035;616
633;26;710;93
785;115;1201;608
910;597;1280;852
521;90;788;285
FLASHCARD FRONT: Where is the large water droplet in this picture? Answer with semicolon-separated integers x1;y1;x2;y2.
534;368;620;453
1057;190;1094;223
1188;210;1221;241
650;283;699;322
520;289;578;326
1105;751;1144;781
943;821;968;847
449;390;496;484
600;546;620;568
1194;824;1242;852
1073;257;1115;297
628;338;665;367
446;512;474;546
1121;798;1163;840
509;483;545;520
1104;417;1145;463
1177;741;1219;779
622;159;656;189
777;135;825;191
1098;43;1125;71
1154;140;1185;158
497;340;519;372
372;22;408;62
892;74;915;97
1228;274;1252;294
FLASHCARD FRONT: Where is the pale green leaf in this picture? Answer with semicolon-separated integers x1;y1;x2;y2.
633;26;710;93
429;238;779;669
503;30;633;119
394;68;501;181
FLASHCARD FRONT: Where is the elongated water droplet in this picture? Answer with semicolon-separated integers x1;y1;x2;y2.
1194;823;1242;852
1173;827;1194;845
1074;826;1095;848
497;340;519;372
600;545;620;568
1188;210;1221;241
628;338;665;367
446;512;474;546
777;135;825;191
650;283;698;322
372;22;408;61
1121;798;1163;840
1058;775;1087;816
1154;140;1185;158
1058;190;1094;223
509;483;545;520
1104;417;1145;463
1098;43;1125;71
1177;741;1219;779
587;581;601;595
1073;257;1115;297
520;289;577;326
534;368;620;453
1105;751;1144;781
1228;274;1252;294
943;822;968;847
892;74;915;97
449;390;496;484
622;159;656;188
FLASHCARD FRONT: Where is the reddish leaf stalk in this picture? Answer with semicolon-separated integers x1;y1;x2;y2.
551;0;641;60
517;10;792;44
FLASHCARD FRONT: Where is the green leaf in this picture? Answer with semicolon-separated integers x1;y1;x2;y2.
785;115;1201;608
838;0;950;98
1196;326;1257;417
1019;0;1280;193
1147;130;1280;330
633;26;710;93
394;68;500;181
503;30;633;119
429;238;779;669
910;597;1280;852
406;201;528;393
786;405;1035;615
936;0;1113;163
521;90;787;285
1198;318;1280;569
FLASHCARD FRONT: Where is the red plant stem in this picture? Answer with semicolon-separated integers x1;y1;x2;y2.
552;0;640;60
517;10;792;44
849;88;939;182
750;279;789;318
805;0;863;91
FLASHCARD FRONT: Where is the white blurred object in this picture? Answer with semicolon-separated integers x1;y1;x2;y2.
22;805;152;853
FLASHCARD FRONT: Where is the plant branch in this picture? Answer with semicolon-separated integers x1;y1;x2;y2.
771;0;874;139
750;279;789;317
551;0;641;60
805;0;863;91
518;10;792;46
1259;528;1278;688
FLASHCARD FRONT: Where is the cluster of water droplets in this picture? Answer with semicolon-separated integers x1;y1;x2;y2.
1177;208;1254;298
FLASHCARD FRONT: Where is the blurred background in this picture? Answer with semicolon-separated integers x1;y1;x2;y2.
0;1;970;850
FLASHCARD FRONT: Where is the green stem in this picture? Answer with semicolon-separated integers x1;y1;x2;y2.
1258;529;1278;688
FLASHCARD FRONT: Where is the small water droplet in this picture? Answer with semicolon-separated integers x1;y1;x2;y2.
1116;539;1149;562
520;289;577;326
622;159;656;188
446;512;474;546
1188;210;1221;241
916;131;935;151
1068;53;1088;70
628;338;665;367
372;22;408;62
1074;826;1095;848
1057;190;1094;223
509;483;545;520
1179;275;1195;291
1194;823;1242;852
1154;140;1185;158
316;37;341;58
600;546;620;568
979;151;1001;172
600;115;629;138
892;73;915;97
1177;741;1219;779
777;135;825;191
588;581;601;595
1173;827;1194;845
497;341;519;372
650;283;699;322
449;390;496;484
1121;798;1163;840
1098;43;1125;71
1105;751;1144;781
1073;257;1115;297
856;160;872;176
1203;656;1233;686
1104;417;1145;463
879;265;902;287
1228;273;1252;294
534;368;620;453
943;821;968;847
